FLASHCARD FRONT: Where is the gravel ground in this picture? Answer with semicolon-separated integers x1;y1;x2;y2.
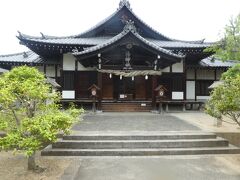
0;151;74;180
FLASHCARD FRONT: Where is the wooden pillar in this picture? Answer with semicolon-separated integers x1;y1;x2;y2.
194;68;197;101
183;59;187;100
60;56;64;104
43;64;46;75
166;103;169;112
74;60;78;101
55;64;58;80
152;75;157;110
214;69;217;81
182;102;186;111
159;102;163;114
97;72;103;111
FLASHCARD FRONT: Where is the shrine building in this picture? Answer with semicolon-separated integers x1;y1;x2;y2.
0;0;236;112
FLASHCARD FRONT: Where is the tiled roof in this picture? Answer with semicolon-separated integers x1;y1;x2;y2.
0;51;58;65
46;77;61;88
133;32;185;58
0;51;41;63
0;67;9;73
200;57;240;67
73;2;172;40
17;2;212;49
19;34;111;45
122;5;174;41
73;33;127;56
73;25;184;59
18;34;210;49
208;81;224;89
149;39;212;48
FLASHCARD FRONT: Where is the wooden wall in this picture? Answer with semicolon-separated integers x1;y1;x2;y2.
102;73;113;99
75;71;97;99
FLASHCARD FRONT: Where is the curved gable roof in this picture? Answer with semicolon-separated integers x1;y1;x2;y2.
73;22;184;61
17;1;205;42
16;0;212;58
74;4;172;40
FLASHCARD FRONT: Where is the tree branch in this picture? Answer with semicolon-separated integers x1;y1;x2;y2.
11;109;20;128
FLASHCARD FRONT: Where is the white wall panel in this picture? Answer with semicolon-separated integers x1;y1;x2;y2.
186;81;195;100
172;92;184;100
162;66;170;73
78;62;95;71
172;61;183;73
62;91;75;99
196;96;210;100
63;53;75;71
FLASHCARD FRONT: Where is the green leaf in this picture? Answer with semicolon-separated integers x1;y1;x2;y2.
0;66;84;157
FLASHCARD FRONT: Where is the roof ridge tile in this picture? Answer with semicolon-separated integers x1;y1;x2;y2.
0;51;32;58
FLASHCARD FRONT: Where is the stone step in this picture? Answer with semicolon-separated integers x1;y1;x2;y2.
102;109;151;112
52;138;228;149
41;146;240;156
63;133;217;141
101;103;152;112
101;105;152;107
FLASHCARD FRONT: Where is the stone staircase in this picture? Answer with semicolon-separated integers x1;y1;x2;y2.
41;132;240;156
101;102;152;112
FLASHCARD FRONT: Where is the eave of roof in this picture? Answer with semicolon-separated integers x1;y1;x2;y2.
209;81;224;89
46;77;61;88
0;51;59;65
17;34;212;49
18;35;112;46
200;56;240;67
186;56;240;69
0;67;9;73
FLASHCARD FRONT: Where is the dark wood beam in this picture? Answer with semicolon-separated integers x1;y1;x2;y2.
194;68;197;101
151;75;157;110
55;64;58;80
183;59;186;100
97;72;103;110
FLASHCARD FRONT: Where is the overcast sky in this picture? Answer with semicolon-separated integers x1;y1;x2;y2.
0;0;239;54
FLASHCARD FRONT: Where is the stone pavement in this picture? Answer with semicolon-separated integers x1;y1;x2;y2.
61;112;240;180
72;156;240;180
72;112;200;132
171;112;240;133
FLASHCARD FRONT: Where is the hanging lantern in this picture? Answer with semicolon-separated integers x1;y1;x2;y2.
120;75;123;80
132;76;134;81
109;73;112;79
145;75;148;80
